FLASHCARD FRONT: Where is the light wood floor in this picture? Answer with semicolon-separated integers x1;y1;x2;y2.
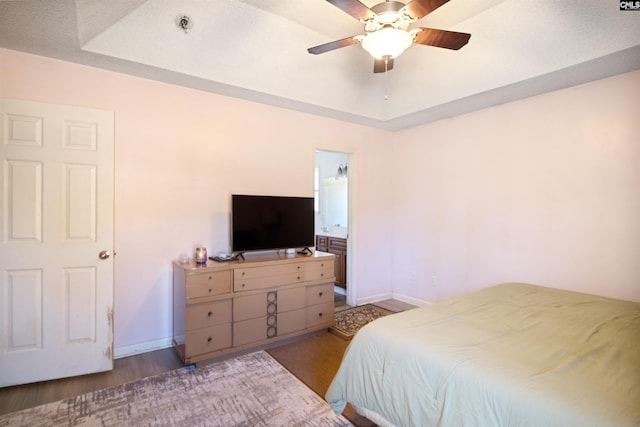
0;299;416;424
0;347;185;416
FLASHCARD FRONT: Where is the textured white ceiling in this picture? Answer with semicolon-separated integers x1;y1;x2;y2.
1;0;639;130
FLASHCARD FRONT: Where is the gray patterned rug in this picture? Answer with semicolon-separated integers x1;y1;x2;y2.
0;351;352;426
329;304;395;340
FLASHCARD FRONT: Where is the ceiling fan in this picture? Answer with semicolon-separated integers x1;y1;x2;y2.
307;0;471;73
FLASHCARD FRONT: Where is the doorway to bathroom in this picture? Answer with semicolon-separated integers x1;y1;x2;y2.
314;150;351;309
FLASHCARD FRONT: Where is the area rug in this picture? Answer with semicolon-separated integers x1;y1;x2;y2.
329;304;395;340
0;351;352;427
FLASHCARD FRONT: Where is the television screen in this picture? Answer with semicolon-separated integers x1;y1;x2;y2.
232;195;315;253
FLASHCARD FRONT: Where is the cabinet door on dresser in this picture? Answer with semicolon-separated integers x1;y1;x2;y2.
233;287;307;347
233;292;271;346
276;287;307;335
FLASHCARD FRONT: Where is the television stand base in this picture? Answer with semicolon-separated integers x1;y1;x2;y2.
231;252;245;260
297;247;312;255
209;252;245;263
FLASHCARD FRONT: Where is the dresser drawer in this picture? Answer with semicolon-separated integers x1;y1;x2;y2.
304;259;334;281
186;270;232;299
234;287;305;323
234;263;303;292
186;299;232;330
185;324;232;357
234;293;272;322
278;287;306;312
306;283;334;306
277;308;306;335
306;302;334;328
233;316;268;347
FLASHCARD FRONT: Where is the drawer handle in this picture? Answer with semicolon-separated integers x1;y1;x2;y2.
242;283;246;288
318;312;323;318
242;272;245;276
208;276;212;280
321;263;324;267
319;291;323;297
297;266;301;270
297;276;301;280
208;288;212;293
207;337;213;343
208;311;213;317
321;273;324;277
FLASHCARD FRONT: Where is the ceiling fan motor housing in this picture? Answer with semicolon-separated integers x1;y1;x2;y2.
371;1;406;16
366;1;414;33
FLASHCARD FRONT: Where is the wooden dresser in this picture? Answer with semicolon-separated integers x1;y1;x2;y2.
172;251;335;364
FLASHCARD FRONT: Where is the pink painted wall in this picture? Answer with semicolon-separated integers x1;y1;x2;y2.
0;48;394;355
2;48;638;356
392;70;640;303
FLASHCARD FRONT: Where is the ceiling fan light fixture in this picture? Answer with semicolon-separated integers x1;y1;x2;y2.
361;27;413;59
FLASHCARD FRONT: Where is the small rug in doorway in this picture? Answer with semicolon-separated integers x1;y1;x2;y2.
330;304;396;340
0;351;352;427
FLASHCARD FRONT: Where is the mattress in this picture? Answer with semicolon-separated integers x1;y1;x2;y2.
325;283;640;426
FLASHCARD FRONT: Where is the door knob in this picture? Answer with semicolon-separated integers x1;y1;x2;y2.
99;250;111;260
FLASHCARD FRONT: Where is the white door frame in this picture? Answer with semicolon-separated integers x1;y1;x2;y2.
314;149;355;307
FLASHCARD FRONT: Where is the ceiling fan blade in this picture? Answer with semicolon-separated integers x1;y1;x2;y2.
326;0;377;21
413;28;471;50
307;37;360;55
373;57;394;73
403;0;450;20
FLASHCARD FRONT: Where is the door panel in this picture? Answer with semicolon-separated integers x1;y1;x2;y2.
65;267;97;342
0;99;114;387
5;160;42;241
64;164;97;240
5;268;42;351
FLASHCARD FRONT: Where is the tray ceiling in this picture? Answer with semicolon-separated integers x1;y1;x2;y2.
1;0;639;130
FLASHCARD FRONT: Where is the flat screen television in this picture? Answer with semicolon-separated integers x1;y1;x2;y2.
231;194;315;254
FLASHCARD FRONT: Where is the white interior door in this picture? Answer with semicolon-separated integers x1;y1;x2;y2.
0;99;114;387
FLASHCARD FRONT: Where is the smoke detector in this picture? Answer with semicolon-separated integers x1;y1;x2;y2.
175;15;193;33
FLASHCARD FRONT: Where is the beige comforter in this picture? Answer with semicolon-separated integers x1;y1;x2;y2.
326;283;640;426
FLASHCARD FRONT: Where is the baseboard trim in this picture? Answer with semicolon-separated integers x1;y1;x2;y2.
356;292;393;306
391;292;430;307
357;291;429;307
114;337;173;359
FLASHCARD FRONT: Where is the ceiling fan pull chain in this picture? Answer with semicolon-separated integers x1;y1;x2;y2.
384;57;389;100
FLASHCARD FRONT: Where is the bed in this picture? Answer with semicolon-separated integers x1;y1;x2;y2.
325;283;640;426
